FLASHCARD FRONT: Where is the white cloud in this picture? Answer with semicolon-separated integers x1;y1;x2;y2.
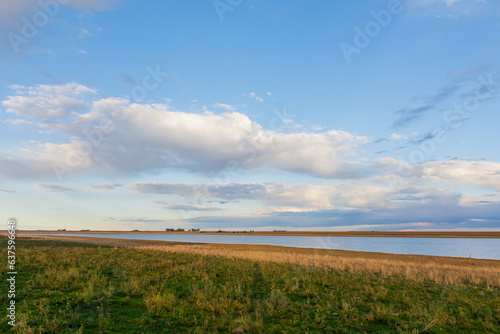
4;118;34;125
3;82;500;200
78;29;92;38
212;103;236;112
247;130;369;178
13;88;366;179
131;181;440;211
389;133;406;140
246;92;264;102
265;182;397;209
2;83;96;118
376;158;500;191
0;88;370;179
327;129;369;143
0;138;93;179
281;118;302;130
421;160;500;191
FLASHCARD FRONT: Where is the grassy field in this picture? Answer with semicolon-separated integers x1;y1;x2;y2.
1;237;499;333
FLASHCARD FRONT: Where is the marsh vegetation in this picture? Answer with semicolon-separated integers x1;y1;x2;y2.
0;237;498;333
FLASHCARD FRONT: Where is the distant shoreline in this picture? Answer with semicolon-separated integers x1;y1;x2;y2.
14;230;500;238
6;234;500;267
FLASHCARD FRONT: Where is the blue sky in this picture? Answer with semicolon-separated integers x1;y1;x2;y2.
1;0;500;231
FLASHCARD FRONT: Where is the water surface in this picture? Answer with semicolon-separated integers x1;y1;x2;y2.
33;233;500;260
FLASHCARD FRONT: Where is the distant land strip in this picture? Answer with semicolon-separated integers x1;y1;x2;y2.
13;230;500;238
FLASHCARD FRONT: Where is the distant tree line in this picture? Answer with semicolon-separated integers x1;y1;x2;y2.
165;228;200;232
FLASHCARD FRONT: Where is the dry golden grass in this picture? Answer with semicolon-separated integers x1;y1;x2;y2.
16;234;500;287
135;244;500;287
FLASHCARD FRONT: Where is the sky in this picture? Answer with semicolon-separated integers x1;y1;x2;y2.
1;0;500;231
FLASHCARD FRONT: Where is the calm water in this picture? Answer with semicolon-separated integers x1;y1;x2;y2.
32;233;500;260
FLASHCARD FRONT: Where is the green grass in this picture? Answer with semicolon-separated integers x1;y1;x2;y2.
0;238;499;333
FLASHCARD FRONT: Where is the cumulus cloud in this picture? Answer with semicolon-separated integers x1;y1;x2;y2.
1;84;371;179
421;160;500;191
0;138;93;179
376;158;500;191
130;181;454;212
4;118;34;126
2;83;96;118
245;132;369;178
264;182;401;209
2;82;500;209
185;195;500;231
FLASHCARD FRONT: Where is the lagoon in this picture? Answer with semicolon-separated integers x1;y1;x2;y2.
31;233;500;260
